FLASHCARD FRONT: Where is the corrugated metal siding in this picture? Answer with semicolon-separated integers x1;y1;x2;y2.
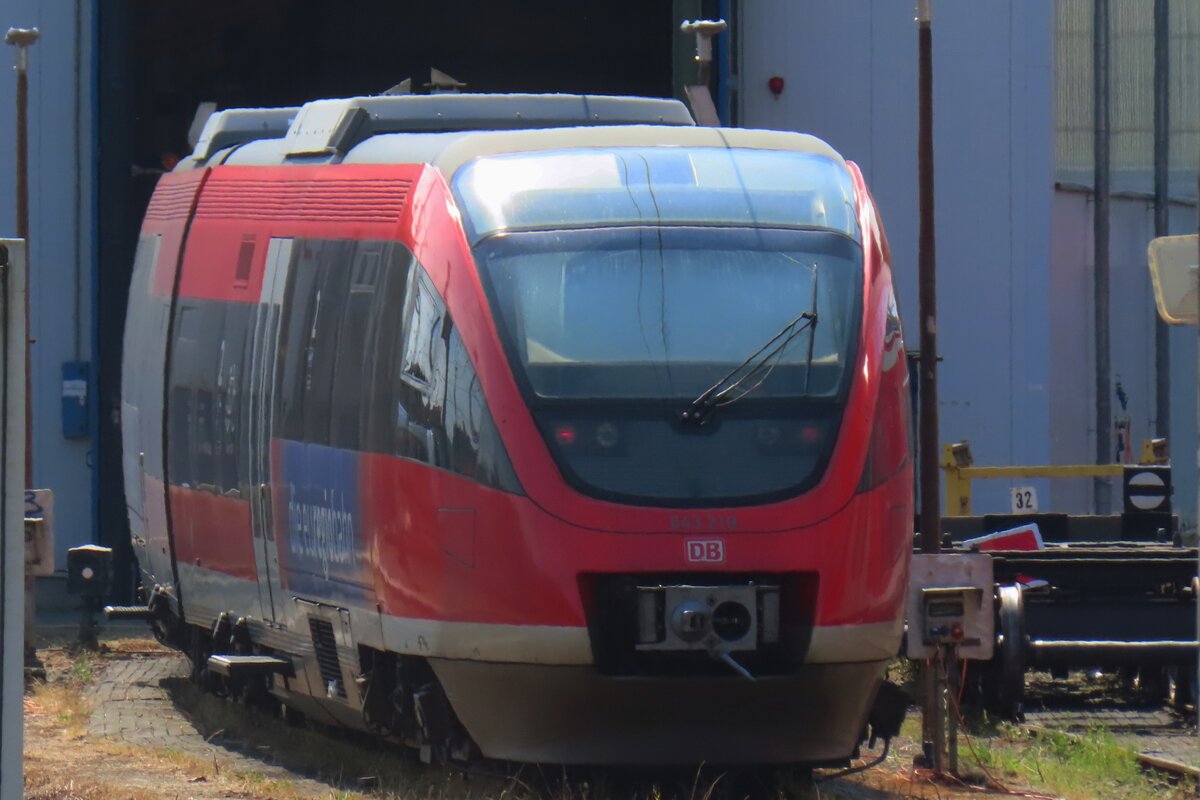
740;0;1054;515
0;0;96;573
1055;0;1199;199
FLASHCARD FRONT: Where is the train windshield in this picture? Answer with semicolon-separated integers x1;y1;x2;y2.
472;226;860;402
454;147;864;505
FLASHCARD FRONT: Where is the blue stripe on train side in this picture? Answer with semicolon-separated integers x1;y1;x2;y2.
274;439;373;605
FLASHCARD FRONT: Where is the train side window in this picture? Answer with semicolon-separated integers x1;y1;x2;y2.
191;301;226;491
167;302;199;488
218;303;250;493
302;241;354;445
330;243;382;450
277;240;324;441
234;235;256;289
122;234;162;410
362;245;411;454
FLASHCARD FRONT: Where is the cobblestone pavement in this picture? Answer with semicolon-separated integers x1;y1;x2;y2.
85;651;338;794
86;653;199;746
1025;706;1199;768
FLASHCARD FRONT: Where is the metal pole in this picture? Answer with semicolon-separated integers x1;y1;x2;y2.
1093;0;1112;512
916;1;940;553
946;647;958;775
5;28;38;490
915;0;945;775
1094;0;1108;513
1154;0;1170;441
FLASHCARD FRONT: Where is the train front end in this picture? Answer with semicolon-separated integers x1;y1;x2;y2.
400;130;914;765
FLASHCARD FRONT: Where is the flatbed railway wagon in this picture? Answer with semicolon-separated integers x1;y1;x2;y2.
114;93;913;765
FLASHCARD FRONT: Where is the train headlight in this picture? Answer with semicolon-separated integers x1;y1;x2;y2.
595;422;619;448
711;601;752;642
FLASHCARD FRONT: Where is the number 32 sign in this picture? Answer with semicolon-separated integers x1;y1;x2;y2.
1010;486;1038;514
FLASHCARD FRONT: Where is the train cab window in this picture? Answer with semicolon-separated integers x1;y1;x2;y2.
400;268;444;393
393;267;448;463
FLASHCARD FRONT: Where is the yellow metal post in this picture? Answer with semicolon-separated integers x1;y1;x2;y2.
941;444;973;516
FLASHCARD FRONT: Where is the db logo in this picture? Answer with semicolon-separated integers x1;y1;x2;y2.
686;539;725;563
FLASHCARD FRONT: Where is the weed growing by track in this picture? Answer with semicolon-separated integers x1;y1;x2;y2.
962;722;1189;799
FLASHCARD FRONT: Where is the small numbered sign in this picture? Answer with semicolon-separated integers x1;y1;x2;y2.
1010;485;1038;514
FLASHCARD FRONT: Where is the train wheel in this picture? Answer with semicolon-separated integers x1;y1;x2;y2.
1170;665;1196;712
987;584;1027;721
1138;665;1170;703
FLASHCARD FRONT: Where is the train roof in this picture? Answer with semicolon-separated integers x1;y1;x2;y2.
181;93;848;176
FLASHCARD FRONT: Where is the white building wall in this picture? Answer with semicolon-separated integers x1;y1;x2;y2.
0;1;95;571
1050;192;1199;523
740;0;1055;515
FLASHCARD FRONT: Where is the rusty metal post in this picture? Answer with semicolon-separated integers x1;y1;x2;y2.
915;0;946;775
916;2;940;554
4;27;37;490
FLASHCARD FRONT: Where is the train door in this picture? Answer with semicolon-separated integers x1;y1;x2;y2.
122;171;208;610
246;237;293;621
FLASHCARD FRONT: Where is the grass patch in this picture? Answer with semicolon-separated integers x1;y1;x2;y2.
23;756;162;800
24;663;94;740
65;650;96;684
958;724;1189;800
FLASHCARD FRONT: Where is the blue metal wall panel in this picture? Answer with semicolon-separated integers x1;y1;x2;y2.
741;0;1055;515
0;1;96;570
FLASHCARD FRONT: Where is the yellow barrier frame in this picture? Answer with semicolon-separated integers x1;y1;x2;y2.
941;441;1129;516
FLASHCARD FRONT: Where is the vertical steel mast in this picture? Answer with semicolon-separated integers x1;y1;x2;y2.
4;27;37;488
1093;0;1112;511
1153;0;1170;441
915;0;945;773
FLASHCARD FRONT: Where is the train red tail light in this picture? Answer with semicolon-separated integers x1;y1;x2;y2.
555;425;578;446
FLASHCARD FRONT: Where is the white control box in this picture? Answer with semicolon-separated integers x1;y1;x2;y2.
906;553;994;660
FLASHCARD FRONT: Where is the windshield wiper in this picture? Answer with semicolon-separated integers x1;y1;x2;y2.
680;311;818;426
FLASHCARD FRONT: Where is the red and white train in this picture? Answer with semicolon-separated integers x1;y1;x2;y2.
118;93;913;765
